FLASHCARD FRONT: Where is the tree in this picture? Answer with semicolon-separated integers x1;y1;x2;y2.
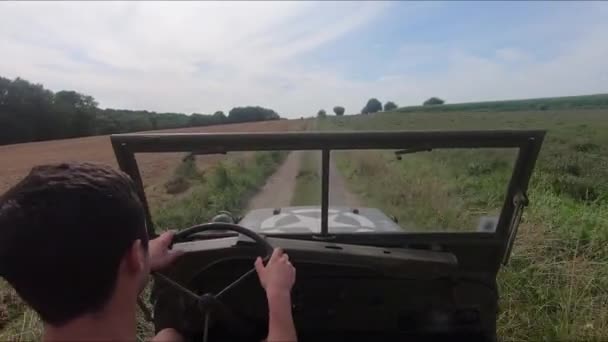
383;101;398;112
53;90;98;137
188;111;228;127
362;98;382;114
228;106;280;123
189;113;213;126
317;109;327;118
0;74;285;146
1;77;55;143
333;106;345;116
423;97;445;106
212;111;227;124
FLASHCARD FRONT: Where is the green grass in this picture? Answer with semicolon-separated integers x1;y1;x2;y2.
0;280;41;341
395;94;608;114
334;148;513;231
291;151;321;206
0;277;156;341
320;108;608;340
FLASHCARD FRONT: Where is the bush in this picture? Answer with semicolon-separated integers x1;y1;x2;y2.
164;155;199;194
296;169;318;181
423;97;445;106
545;153;603;178
211;164;231;188
333;106;345;116
572;142;599;153
551;175;599;202
384;101;398;111
466;159;508;176
228;106;280;123
362;98;382;114
213;111;226;121
164;177;190;194
564;163;582;176
269;151;284;163
317;109;327;118
175;155;198;178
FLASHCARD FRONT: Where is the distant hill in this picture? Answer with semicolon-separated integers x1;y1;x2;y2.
395;94;608;113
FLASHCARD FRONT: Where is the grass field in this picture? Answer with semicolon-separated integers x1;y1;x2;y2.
333;147;515;231
396;93;608;113
320;108;608;340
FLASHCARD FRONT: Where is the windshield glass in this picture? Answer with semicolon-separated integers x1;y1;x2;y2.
139;147;517;234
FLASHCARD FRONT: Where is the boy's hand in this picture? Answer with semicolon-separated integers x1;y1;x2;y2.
254;248;296;297
255;248;298;341
149;231;184;271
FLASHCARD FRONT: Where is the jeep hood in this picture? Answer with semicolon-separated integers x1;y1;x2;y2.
239;206;402;234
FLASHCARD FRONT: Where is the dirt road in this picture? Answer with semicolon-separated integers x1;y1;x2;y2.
247;151;360;209
247;151;302;210
0;120;305;195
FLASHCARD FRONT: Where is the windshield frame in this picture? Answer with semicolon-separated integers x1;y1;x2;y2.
111;130;544;259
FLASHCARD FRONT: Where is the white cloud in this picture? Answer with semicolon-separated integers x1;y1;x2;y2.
0;1;393;115
0;1;606;117
495;48;529;63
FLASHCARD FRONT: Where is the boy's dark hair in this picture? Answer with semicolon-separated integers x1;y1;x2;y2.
0;162;149;326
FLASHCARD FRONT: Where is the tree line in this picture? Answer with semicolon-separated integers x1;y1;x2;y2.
317;97;444;118
0;76;280;145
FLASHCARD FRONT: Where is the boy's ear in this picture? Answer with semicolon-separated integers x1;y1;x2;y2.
125;239;147;274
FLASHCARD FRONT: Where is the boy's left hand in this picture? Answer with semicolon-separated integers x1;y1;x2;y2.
149;231;184;271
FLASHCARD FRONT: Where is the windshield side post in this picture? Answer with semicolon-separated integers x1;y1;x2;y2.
502;191;529;264
320;149;330;237
497;136;544;264
111;138;157;239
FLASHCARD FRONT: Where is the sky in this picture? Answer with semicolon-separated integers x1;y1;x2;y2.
1;1;607;118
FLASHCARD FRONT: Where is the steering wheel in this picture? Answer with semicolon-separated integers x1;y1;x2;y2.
153;223;273;342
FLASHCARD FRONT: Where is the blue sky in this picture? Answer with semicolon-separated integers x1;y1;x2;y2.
1;1;606;117
303;2;561;78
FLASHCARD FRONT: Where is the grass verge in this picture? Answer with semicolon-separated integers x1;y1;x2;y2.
153;151;287;231
163;154;200;195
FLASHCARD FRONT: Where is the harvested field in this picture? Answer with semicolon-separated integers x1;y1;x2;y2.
0;120;305;195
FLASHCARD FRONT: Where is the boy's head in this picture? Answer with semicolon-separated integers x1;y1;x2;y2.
0;162;150;326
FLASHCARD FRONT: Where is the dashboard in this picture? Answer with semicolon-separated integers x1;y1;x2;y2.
152;237;497;341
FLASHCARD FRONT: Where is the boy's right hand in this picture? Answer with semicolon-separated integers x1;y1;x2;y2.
255;248;298;341
254;248;296;297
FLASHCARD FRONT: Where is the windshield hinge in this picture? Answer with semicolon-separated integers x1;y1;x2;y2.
395;146;432;160
312;234;337;241
502;190;529;265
